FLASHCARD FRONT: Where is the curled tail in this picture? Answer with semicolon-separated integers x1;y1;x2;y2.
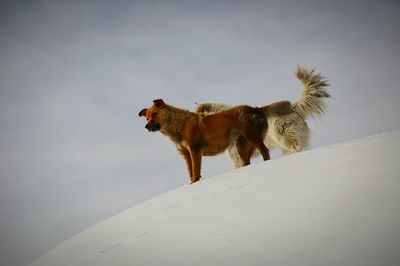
292;66;330;119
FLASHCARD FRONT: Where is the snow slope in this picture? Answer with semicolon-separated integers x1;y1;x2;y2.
30;131;400;266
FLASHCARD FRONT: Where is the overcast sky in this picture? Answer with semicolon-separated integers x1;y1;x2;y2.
0;1;399;265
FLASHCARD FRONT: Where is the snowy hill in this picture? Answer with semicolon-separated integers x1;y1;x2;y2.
30;132;400;266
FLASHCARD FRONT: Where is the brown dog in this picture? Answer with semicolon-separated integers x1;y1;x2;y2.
139;99;291;184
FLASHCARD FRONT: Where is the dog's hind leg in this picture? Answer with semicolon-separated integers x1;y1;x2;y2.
246;135;270;161
281;135;302;153
271;117;309;154
254;142;270;161
276;128;309;154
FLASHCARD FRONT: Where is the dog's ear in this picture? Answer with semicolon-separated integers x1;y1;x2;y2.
138;108;147;117
153;99;166;108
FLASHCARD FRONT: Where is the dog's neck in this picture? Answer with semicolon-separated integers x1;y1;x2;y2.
160;104;192;142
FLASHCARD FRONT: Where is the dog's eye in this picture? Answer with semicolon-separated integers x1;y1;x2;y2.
151;113;157;117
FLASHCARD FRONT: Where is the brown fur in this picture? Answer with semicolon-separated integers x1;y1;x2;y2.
139;99;291;184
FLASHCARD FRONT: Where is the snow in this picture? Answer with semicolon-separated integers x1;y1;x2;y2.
30;131;400;266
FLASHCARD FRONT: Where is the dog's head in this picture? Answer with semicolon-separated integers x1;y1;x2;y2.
138;99;168;132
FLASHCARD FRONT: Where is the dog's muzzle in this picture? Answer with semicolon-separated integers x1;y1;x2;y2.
145;123;161;132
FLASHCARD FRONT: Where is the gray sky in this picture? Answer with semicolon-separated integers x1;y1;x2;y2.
0;1;399;265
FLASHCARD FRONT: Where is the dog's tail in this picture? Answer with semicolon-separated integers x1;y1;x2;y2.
262;100;292;117
291;66;330;120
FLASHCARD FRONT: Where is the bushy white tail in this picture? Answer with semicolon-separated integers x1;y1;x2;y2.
292;66;330;120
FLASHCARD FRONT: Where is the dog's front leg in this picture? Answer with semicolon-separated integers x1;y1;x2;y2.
189;147;202;183
178;147;194;183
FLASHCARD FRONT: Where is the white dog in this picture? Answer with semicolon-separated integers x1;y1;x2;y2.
195;66;330;168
